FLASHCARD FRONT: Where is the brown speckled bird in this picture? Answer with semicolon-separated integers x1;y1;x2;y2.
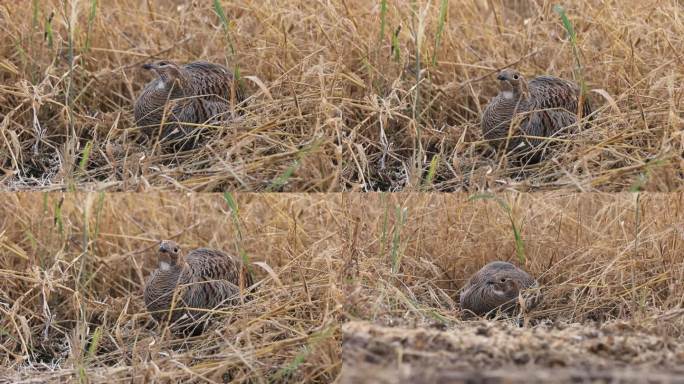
134;60;245;148
482;69;593;161
143;240;253;331
459;261;539;317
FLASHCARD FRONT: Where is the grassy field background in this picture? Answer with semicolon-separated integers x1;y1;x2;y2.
1;0;682;191
2;192;683;382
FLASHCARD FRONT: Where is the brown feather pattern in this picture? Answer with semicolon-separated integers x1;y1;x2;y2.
482;69;593;160
134;60;245;147
143;241;253;328
459;261;539;317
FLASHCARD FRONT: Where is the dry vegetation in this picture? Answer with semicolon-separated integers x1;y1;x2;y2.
0;0;682;191
1;193;344;383
2;192;683;382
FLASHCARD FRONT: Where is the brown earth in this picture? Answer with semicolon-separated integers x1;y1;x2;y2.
342;321;684;384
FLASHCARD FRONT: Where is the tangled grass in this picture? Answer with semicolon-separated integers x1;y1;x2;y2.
1;193;343;383
0;0;682;191
2;192;682;382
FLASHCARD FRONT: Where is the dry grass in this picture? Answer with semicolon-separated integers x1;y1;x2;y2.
2;192;683;382
0;0;682;191
1;193;344;383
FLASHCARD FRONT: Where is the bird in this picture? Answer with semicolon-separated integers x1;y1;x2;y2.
133;60;245;149
143;240;253;333
459;261;539;318
481;68;593;162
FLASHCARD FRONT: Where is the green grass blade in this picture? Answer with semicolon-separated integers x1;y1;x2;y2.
554;4;587;106
222;192;252;276
266;141;320;191
213;0;242;84
92;192;105;244
379;0;388;40
80;195;91;288
431;0;448;65
391;206;408;273
85;0;98;52
54;197;64;235
213;0;236;55
222;192;242;240
87;326;102;360
267;159;300;192
78;366;87;384
273;326;334;380
274;346;309;381
469;193;526;264
422;154;440;190
79;141;93;172
44;12;54;49
379;193;389;257
32;0;39;30
553;5;576;43
510;216;525;264
391;26;401;61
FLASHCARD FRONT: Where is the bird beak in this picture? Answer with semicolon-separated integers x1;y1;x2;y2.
496;74;506;81
142;63;153;70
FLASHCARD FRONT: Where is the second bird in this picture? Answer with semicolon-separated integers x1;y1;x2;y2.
143;240;254;334
134;60;245;149
459;261;539;318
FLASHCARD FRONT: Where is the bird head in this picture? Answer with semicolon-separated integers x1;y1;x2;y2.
496;69;528;95
142;60;182;82
158;240;182;267
486;274;520;299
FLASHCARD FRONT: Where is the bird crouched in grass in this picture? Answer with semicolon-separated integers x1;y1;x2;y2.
482;68;594;163
143;240;254;335
459;261;540;318
134;60;245;150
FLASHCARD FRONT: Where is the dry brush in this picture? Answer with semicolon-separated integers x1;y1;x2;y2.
0;0;681;191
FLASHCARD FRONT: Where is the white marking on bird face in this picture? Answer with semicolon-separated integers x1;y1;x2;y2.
502;91;514;99
156;81;166;90
492;286;506;296
160;261;170;270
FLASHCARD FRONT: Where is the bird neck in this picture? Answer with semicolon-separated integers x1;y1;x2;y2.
158;70;188;94
515;79;530;100
159;259;182;272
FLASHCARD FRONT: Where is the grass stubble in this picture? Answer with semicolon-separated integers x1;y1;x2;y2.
1;192;684;382
0;0;682;191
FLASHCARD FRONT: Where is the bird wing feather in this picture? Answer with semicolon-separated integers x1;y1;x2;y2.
181;248;253;312
530;76;593;118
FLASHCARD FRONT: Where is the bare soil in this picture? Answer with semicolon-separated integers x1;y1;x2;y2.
342;321;684;383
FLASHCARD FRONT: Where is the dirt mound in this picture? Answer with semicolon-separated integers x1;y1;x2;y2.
342;321;684;383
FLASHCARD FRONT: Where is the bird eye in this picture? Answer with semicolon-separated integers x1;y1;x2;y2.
174;247;178;253
513;74;519;80
499;278;507;283
158;61;168;66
